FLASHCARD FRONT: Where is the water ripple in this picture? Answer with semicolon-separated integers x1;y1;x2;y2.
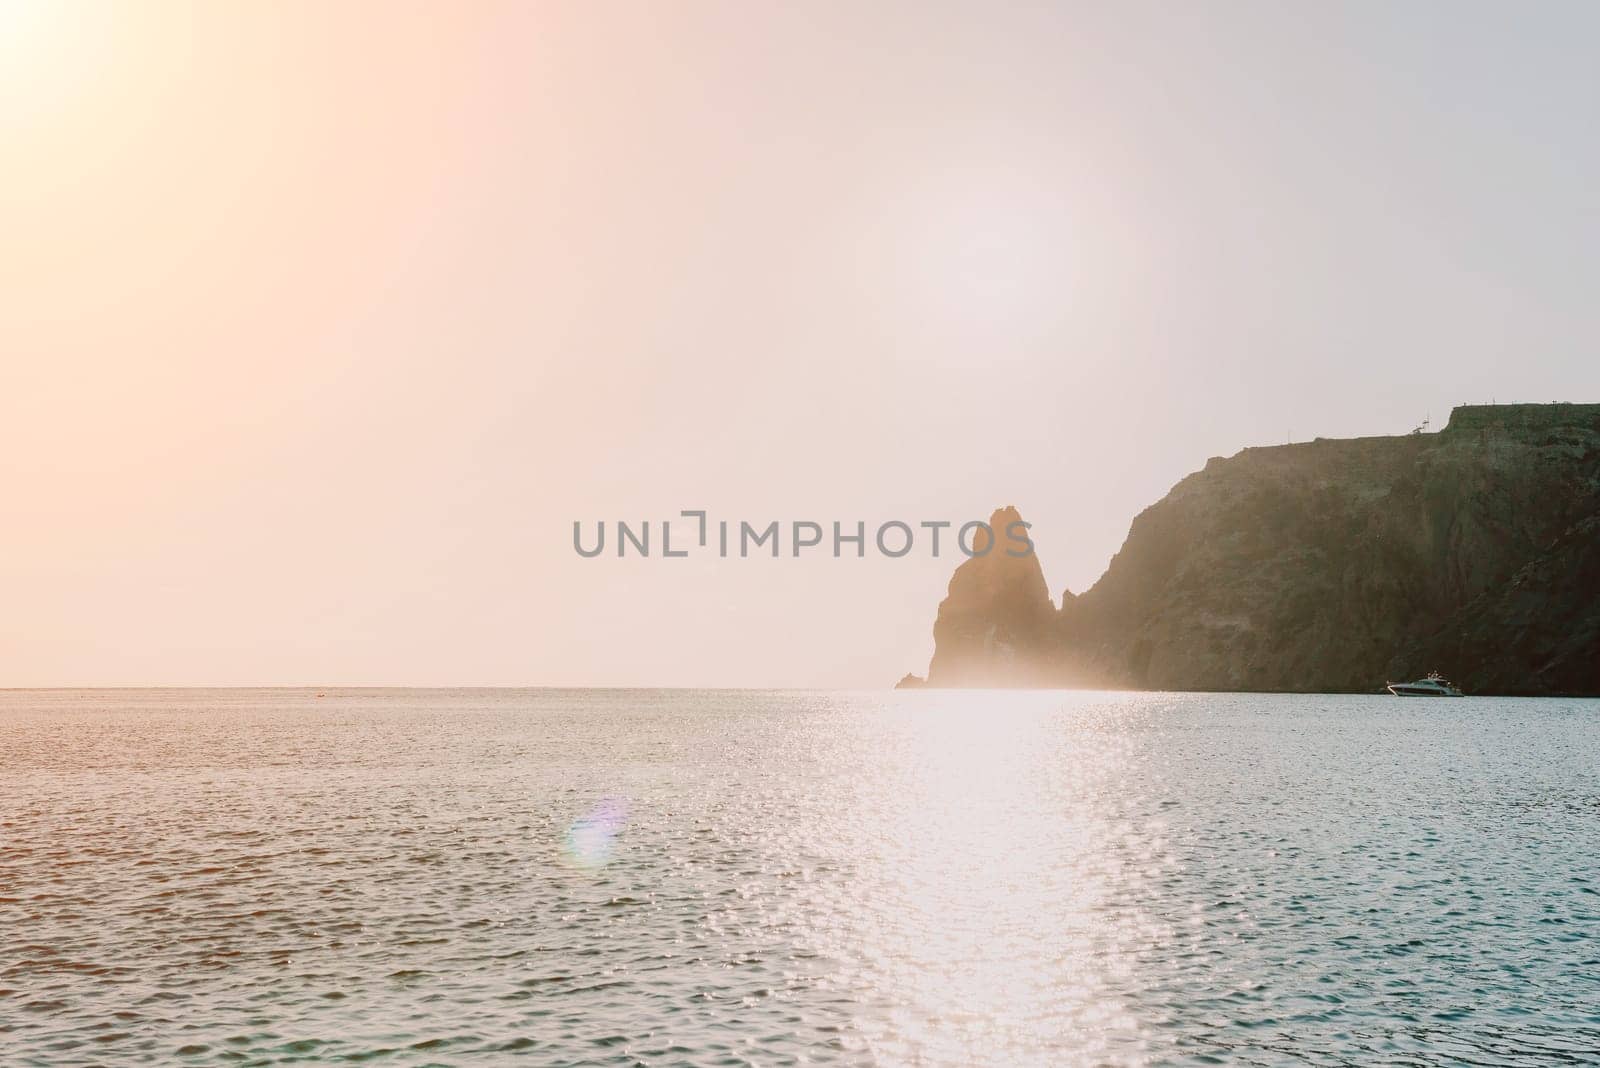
1;688;1597;1065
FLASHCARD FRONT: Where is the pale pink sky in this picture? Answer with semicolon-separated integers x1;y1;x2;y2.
4;1;1598;686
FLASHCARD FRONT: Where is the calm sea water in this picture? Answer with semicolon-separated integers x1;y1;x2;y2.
2;689;1598;1066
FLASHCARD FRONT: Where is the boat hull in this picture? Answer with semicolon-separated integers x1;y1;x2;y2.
1387;684;1461;697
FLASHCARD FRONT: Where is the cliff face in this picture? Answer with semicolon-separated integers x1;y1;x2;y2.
916;404;1600;696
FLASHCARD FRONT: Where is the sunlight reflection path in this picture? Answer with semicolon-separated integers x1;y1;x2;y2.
791;690;1176;1066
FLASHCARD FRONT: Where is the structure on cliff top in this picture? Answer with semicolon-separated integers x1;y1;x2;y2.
1443;402;1600;433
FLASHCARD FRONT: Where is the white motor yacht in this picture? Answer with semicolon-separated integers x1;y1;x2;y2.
1387;672;1464;697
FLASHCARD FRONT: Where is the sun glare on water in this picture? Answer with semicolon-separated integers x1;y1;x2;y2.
789;690;1172;1066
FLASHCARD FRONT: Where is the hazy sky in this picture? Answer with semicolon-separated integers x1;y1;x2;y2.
4;1;1599;687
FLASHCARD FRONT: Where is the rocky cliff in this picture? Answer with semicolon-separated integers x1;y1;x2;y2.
922;506;1060;687
911;404;1600;696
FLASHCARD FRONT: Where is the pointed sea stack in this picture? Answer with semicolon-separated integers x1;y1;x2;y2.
924;506;1061;686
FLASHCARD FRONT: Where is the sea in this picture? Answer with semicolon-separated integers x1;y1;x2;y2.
2;688;1598;1066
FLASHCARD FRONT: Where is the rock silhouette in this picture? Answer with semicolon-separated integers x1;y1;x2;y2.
911;404;1600;696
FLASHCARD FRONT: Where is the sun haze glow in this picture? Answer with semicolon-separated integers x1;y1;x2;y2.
0;0;72;110
3;2;1599;686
